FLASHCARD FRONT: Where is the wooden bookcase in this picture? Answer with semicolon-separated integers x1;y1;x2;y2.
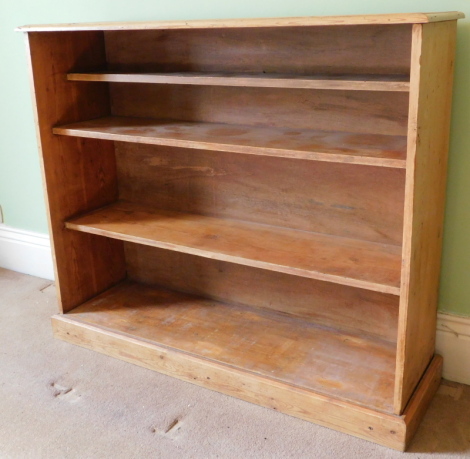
18;12;463;450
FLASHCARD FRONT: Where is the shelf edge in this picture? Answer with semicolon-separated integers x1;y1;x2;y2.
64;218;401;296
52;124;407;169
67;72;411;92
16;12;465;32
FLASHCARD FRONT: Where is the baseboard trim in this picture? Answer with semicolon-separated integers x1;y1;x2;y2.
0;224;54;280
436;313;470;385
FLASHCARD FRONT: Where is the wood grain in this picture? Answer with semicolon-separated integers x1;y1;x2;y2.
104;24;410;138
65;200;402;294
116;143;406;245
63;280;397;411
54;116;407;167
17;12;465;31
394;21;458;413
52;298;444;450
67;72;411;92
125;244;400;343
24;31;126;313
403;355;442;446
109;84;409;136
105;25;411;77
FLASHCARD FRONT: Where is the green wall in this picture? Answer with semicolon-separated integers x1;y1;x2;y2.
1;1;469;315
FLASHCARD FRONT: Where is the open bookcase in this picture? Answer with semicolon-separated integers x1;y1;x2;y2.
18;12;463;450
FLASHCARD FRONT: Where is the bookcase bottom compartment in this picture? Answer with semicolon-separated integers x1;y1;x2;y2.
51;280;442;450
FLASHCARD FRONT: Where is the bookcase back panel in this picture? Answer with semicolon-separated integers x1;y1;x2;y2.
110;84;409;136
124;243;399;343
116;143;405;245
104;25;411;75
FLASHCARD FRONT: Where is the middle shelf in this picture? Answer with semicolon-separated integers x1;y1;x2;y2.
53;116;407;168
67;71;411;92
65;200;402;294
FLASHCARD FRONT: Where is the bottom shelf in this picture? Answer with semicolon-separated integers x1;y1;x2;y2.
51;279;443;450
58;280;396;411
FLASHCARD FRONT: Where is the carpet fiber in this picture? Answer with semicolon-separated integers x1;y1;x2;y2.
0;267;469;458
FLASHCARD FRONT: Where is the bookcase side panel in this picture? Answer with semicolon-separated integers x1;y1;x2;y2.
24;31;126;312
395;21;458;413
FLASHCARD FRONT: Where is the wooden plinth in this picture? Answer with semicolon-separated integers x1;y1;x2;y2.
51;281;442;451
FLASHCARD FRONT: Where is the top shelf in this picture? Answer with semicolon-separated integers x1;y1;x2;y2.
16;12;465;31
67;72;411;92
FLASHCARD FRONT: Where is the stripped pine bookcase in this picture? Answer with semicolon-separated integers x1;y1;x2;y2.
18;11;464;450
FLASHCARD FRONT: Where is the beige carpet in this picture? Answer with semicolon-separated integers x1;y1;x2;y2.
0;267;469;459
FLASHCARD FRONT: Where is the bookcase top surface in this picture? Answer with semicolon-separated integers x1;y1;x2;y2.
16;12;464;32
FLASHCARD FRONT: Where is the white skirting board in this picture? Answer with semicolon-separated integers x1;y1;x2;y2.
0;224;54;280
436;313;470;385
0;224;468;385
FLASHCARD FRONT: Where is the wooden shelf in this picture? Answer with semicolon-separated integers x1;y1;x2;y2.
65;201;402;294
68;72;411;92
53;116;407;168
60;280;397;411
17;12;466;32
